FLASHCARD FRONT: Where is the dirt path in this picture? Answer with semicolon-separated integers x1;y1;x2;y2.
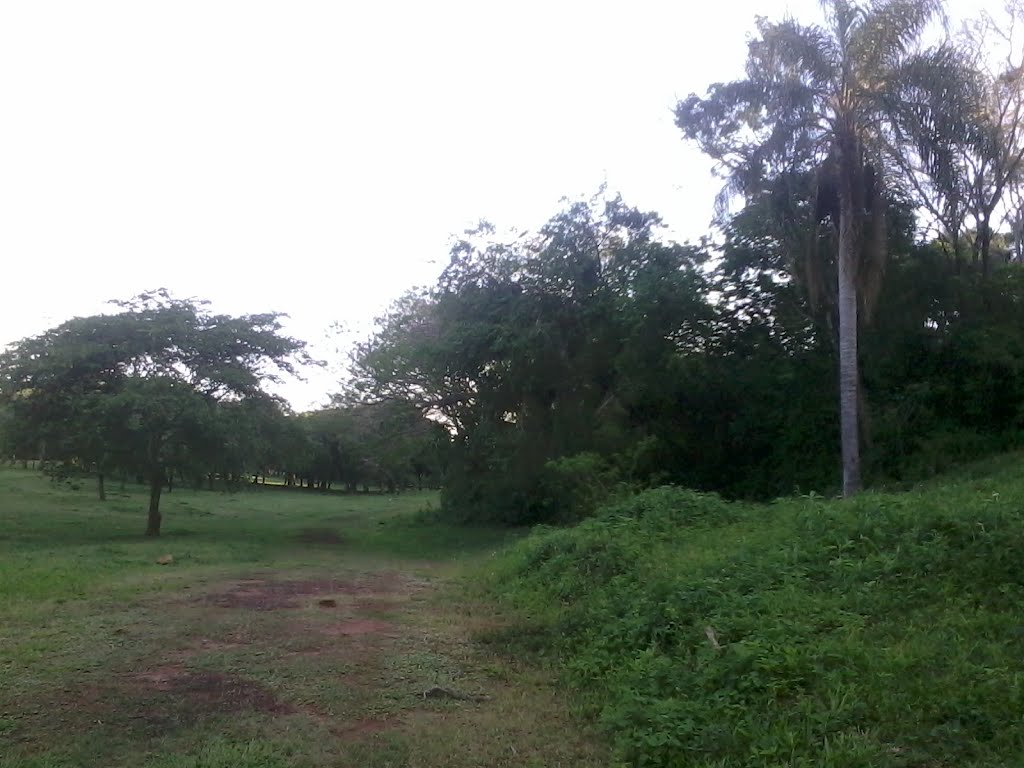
7;561;605;767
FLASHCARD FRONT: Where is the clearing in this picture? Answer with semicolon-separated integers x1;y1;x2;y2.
0;470;606;768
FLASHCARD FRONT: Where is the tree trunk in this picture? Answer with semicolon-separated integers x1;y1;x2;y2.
980;214;992;278
838;198;862;497
146;471;164;536
97;472;106;501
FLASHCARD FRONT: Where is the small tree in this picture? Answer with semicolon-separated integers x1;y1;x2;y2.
0;290;308;535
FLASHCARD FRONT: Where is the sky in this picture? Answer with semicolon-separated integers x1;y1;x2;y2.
0;0;999;409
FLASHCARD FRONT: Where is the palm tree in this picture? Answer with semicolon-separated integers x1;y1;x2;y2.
677;0;947;496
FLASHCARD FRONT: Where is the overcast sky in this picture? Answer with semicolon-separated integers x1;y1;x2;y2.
0;0;998;409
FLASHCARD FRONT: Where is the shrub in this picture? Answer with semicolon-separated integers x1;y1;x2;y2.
536;452;623;524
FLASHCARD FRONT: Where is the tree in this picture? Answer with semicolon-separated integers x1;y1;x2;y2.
677;0;949;496
0;402;13;464
280;401;444;493
348;194;718;521
881;4;1024;275
214;393;298;488
957;3;1024;274
0;290;308;535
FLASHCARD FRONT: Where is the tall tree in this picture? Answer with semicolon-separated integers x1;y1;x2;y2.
885;5;1024;274
960;3;1024;274
677;0;948;496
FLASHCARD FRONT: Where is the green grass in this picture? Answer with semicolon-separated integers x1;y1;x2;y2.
484;463;1024;767
16;456;1024;768
0;468;607;768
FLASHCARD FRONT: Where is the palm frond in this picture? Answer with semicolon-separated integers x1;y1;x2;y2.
888;45;987;173
820;0;868;61
853;0;944;78
750;18;839;90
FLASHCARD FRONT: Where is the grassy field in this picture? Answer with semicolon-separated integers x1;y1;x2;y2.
0;469;608;768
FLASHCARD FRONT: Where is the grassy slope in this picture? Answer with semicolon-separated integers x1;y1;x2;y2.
484;456;1024;767
0;469;607;768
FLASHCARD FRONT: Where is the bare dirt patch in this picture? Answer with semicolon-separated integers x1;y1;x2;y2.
333;717;401;741
133;665;292;715
353;597;400;614
13;663;293;747
203;573;408;611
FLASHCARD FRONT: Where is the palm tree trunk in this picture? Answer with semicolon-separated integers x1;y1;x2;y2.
838;203;862;496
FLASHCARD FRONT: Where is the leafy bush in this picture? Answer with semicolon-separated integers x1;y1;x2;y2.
537;452;623;524
484;470;1024;766
597;486;741;528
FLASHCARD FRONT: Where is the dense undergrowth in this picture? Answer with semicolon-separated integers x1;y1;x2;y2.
482;456;1024;767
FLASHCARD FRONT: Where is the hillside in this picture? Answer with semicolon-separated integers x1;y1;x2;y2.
483;457;1024;767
